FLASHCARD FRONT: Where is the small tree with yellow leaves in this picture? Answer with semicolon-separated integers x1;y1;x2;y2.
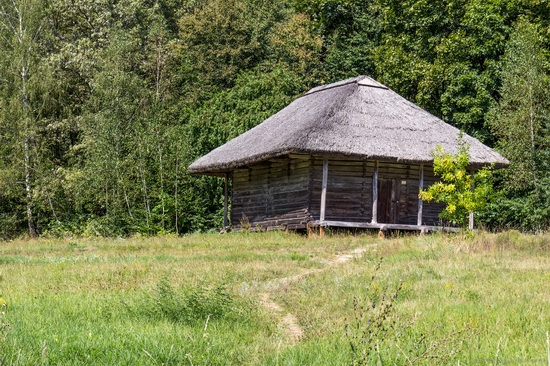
419;138;493;228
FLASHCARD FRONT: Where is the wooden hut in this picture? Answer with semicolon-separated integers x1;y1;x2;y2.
189;76;508;232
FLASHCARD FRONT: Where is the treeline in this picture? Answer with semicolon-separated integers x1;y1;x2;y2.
0;0;548;238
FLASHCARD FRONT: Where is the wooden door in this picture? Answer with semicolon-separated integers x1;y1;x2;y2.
377;179;399;224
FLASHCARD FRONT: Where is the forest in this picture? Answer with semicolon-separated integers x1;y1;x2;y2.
0;0;548;238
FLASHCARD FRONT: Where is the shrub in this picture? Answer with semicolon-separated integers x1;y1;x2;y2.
419;137;493;228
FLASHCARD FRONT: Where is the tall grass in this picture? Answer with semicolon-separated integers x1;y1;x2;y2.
0;231;548;365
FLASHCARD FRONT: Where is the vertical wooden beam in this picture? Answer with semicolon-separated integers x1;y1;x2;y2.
319;159;329;237
223;173;229;228
371;160;379;224
417;164;424;226
468;169;474;230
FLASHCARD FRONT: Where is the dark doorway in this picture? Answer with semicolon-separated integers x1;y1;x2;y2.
377;179;399;223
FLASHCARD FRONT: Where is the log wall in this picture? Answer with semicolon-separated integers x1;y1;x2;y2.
230;155;447;230
231;156;312;230
308;158;445;226
310;159;373;222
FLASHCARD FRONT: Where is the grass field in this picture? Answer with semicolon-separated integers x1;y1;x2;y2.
0;231;549;365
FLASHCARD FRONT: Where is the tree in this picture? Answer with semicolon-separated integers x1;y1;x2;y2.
177;0;290;101
291;0;381;82
0;0;49;237
487;19;549;193
372;0;548;143
419;139;493;228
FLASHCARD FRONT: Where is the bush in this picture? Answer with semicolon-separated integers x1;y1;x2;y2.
479;178;550;232
419;137;493;228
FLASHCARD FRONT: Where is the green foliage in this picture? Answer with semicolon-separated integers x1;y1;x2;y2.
480;19;550;232
487;19;550;192
479;178;550;232
373;0;547;142
291;0;380;81
1;0;549;236
177;0;293;96
420;139;494;227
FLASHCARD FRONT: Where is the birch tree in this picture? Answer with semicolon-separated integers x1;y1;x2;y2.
0;0;47;237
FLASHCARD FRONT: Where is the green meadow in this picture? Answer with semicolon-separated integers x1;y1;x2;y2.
0;231;549;365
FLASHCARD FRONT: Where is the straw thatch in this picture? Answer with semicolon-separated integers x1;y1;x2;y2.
189;76;508;174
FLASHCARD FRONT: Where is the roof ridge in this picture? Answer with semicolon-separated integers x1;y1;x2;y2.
304;76;388;97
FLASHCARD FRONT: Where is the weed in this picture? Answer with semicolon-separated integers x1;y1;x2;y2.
126;277;243;325
346;260;474;365
346;259;403;365
404;324;475;364
240;214;251;232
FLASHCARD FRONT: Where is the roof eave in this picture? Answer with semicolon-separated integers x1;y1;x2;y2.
188;149;509;175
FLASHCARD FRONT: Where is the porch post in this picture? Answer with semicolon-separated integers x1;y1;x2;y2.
320;159;329;236
371;160;379;224
417;164;424;226
468;169;474;230
223;173;229;228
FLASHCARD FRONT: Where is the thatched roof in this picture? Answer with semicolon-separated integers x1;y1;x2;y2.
189;76;508;174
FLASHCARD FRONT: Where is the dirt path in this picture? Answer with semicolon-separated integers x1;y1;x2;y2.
259;246;370;343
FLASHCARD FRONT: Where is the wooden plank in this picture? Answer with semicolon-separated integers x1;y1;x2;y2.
372;161;378;223
288;153;310;160
223;173;229;227
417;164;423;226
469;169;474;230
320;159;328;222
314;220;460;232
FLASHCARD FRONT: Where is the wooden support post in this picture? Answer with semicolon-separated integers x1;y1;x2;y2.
417;164;424;226
319;159;329;237
223;173;229;228
468;169;474;230
371;160;379;224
